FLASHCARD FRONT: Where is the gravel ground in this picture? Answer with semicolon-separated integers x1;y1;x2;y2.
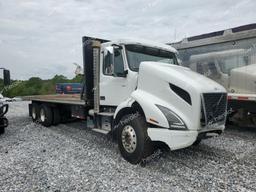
0;101;256;192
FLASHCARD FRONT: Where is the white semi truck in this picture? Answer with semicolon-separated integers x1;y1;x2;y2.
171;23;256;127
28;37;227;164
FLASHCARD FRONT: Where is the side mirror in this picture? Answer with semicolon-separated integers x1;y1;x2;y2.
104;47;114;75
177;58;182;65
3;69;10;86
104;46;114;67
113;48;127;77
104;46;127;77
105;46;114;55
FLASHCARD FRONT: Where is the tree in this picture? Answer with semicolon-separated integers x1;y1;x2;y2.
71;75;83;83
52;75;68;83
1;74;83;97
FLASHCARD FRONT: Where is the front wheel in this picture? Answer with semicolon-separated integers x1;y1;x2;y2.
117;114;152;164
192;139;201;146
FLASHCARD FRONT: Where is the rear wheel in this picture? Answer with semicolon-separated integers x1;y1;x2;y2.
31;103;39;122
52;107;61;125
39;105;53;127
117;113;153;164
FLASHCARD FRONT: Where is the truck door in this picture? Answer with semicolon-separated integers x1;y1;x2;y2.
100;46;131;106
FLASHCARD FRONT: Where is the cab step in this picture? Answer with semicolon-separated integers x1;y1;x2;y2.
97;112;114;116
91;128;110;135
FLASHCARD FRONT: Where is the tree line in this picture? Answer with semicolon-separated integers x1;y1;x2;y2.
0;74;83;98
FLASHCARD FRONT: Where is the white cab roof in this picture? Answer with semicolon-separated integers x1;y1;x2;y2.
102;38;178;53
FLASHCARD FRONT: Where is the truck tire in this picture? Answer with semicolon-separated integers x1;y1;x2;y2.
117;113;152;164
192;139;201;146
52;107;61;125
31;103;39;122
39;104;53;127
0;126;5;135
0;118;8;135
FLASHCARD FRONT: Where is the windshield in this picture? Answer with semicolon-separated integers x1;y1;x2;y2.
125;44;178;71
217;56;248;75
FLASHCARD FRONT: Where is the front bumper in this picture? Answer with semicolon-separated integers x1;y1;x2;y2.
147;126;224;150
148;128;198;150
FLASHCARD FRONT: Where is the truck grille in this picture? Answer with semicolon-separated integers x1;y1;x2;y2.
201;93;227;126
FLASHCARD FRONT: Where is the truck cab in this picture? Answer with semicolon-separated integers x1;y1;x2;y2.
85;38;227;164
99;40;178;105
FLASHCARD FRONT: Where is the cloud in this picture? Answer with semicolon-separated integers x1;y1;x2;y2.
0;0;255;79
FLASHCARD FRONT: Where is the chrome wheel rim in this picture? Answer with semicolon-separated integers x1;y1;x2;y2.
40;109;45;122
121;125;137;153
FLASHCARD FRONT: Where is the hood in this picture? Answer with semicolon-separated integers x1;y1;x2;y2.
136;61;227;131
139;62;226;93
230;64;256;94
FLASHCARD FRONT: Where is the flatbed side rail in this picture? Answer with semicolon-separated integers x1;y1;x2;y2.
22;94;86;105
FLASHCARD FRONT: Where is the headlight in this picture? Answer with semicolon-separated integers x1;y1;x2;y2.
156;105;187;130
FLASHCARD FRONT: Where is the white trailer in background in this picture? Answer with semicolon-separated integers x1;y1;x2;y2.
171;23;256;127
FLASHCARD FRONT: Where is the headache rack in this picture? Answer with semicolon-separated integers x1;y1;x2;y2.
201;93;227;127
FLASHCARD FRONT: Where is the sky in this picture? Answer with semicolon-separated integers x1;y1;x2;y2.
0;0;255;80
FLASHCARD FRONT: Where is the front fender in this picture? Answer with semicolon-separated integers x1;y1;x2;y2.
114;97;135;119
114;89;169;128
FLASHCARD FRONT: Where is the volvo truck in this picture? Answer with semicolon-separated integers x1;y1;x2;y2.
171;23;256;127
28;37;227;164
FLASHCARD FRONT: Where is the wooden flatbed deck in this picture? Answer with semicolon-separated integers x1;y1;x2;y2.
24;94;85;105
